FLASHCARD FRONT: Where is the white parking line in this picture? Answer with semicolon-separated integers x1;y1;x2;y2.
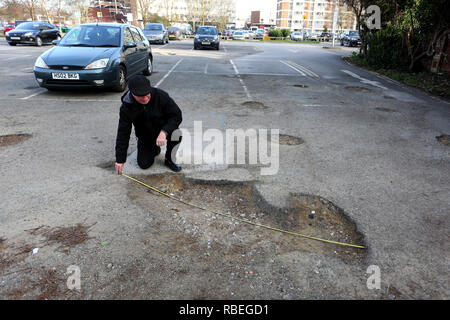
279;60;306;76
154;59;183;88
204;63;209;74
341;69;388;90
21;89;47;100
230;59;251;99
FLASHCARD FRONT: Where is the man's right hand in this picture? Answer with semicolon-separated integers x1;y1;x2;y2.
115;163;124;175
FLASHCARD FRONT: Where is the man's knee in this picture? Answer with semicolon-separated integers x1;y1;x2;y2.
137;156;154;169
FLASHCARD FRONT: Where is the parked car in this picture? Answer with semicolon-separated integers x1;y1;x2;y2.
254;29;266;40
224;29;234;38
232;30;245;40
167;26;181;40
318;32;332;41
341;30;360;47
306;33;319;41
193;26;220;50
34;23;153;92
5;21;61;46
3;23;14;35
290;31;303;41
143;23;168;44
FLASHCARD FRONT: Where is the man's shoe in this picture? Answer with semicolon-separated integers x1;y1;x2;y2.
164;158;182;172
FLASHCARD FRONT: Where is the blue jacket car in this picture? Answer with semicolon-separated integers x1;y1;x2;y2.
34;23;153;92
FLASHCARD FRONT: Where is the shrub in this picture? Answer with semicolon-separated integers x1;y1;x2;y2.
268;29;282;38
280;29;290;38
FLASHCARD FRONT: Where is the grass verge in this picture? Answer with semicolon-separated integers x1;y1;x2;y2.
344;53;450;101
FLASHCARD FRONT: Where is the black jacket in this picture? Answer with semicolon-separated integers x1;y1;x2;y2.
115;88;182;163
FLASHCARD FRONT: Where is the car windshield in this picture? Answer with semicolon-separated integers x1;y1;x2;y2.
145;24;162;31
197;27;217;35
349;31;359;36
59;26;121;47
15;22;41;30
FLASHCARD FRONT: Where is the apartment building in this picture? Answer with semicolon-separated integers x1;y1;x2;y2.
276;0;356;33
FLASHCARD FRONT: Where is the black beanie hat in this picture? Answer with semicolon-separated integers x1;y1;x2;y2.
128;75;151;96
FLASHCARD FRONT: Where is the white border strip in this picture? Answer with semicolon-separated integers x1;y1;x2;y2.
154;59;183;88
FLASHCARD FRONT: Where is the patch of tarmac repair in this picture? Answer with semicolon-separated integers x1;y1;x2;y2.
0;134;31;147
277;134;304;145
345;86;371;92
436;134;450;146
242;101;267;110
126;174;367;264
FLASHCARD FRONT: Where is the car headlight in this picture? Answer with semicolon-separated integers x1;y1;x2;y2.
24;32;33;37
85;58;109;70
195;35;199;39
35;56;49;69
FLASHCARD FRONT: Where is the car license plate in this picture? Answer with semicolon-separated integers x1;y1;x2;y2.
11;37;20;40
202;41;210;45
52;73;79;80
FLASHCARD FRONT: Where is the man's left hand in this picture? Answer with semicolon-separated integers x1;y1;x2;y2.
156;131;167;147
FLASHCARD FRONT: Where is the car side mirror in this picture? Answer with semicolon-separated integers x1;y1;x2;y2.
52;39;60;45
124;42;137;49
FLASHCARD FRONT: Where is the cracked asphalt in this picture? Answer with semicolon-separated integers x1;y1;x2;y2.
0;37;449;300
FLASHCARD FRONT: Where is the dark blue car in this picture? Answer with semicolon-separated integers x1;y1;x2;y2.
34;23;153;91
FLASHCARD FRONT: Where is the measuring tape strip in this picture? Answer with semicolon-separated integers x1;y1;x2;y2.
121;172;365;249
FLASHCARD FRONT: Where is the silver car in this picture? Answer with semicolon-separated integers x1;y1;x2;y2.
143;23;169;44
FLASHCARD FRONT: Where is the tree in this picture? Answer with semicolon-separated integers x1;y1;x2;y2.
211;0;234;33
137;0;153;26
186;0;217;31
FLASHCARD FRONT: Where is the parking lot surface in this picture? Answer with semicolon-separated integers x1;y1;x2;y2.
0;38;449;299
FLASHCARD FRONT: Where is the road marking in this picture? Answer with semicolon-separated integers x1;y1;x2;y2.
341;69;388;90
154;58;183;88
204;63;209;74
230;59;251;99
21;89;47;100
284;61;320;78
223;46;227;53
279;60;306;76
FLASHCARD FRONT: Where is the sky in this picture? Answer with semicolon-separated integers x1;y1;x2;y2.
235;0;277;19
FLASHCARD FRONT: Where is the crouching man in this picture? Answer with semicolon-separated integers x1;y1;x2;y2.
115;75;182;174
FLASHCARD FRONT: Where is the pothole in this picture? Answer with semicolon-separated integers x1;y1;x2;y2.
277;134;304;145
345;86;370;92
126;174;366;263
0;134;31;147
242;101;267;110
292;84;308;88
436;134;450;146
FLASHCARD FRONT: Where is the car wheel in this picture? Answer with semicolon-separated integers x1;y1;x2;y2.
143;56;153;76
113;66;127;92
35;36;43;47
216;45;219;50
8;42;16;46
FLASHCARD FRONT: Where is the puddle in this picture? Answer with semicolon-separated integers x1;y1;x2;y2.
277;134;304;145
242;101;267;110
0;134;31;147
436;134;450;146
127;174;366;263
345;86;371;92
